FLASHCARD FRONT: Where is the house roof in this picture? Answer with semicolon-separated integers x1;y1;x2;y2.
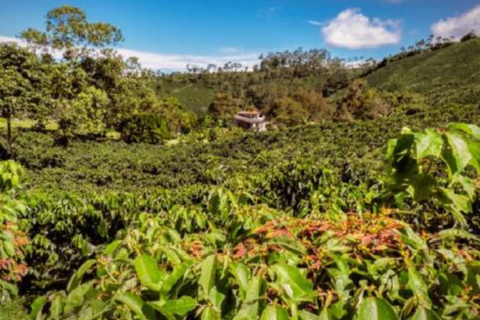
234;113;266;124
237;110;263;116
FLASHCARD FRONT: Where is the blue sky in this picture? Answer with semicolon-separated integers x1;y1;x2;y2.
1;0;480;70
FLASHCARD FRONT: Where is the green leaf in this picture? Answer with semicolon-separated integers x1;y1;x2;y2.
199;254;217;296
298;310;317;320
319;308;332;320
271;264;314;303
201;306;222;320
161;261;193;294
134;255;164;291
67;259;95;292
452;175;476;199
437;229;479;242
30;296;47;320
411;306;441;320
407;173;436;202
260;305;290;320
357;297;399;320
150;296;197;317
50;294;65;319
65;282;93;312
229;262;251;299
439;188;471;224
448;123;480;140
104;240;122;256
466;140;480;173
415;129;443;160
208;286;226;310
267;236;306;256
408;265;431;306
233;276;266;320
444;132;472;174
115;292;155;320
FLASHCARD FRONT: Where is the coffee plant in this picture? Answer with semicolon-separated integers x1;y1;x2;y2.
24;124;480;319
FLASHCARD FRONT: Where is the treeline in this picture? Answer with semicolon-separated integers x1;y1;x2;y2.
162;48;380;125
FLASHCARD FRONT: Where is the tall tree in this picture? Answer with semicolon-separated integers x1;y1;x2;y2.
0;43;50;157
21;5;123;60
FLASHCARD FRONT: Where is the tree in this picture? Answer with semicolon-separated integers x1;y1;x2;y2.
0;43;50;157
292;88;332;122
269;97;308;127
58;86;109;142
21;5;123;60
336;79;393;121
208;92;239;121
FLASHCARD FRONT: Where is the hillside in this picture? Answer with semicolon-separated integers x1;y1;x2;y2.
159;39;480;118
161;81;215;115
365;38;480;104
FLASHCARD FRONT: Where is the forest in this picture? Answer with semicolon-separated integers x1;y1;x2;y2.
0;5;480;320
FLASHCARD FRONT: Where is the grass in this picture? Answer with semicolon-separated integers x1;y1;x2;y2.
0;118;58;130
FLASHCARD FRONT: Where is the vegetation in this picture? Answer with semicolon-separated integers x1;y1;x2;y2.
0;4;479;320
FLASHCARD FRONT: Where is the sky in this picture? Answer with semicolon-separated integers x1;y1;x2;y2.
1;0;480;71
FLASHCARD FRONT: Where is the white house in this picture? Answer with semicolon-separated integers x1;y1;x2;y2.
233;111;267;132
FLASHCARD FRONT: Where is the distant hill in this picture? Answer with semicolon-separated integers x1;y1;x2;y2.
364;38;480;105
160;38;480;115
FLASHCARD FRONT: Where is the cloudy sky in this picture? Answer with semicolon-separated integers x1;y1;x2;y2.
1;0;479;71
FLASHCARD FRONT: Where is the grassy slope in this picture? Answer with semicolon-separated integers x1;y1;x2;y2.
161;81;215;115
365;38;480;99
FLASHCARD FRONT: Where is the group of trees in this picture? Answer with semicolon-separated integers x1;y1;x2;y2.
5;5;477;154
0;5;196;155
163;47;383;127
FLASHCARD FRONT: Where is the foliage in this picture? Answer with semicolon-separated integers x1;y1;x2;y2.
58;86;109;140
208;92;239;123
0;298;28;320
118;113;171;144
31;189;480;319
1;6;480;318
365;37;480;100
21;5;123;60
384;123;480;226
0;43;51;157
0;161;28;301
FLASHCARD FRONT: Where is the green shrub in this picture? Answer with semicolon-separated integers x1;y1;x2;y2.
118;113;170;144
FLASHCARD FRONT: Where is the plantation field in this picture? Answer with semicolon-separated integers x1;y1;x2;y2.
6;117;479;319
1;5;480;318
13;103;478;195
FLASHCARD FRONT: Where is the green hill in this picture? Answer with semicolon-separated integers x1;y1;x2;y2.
365;38;480;104
161;81;215;115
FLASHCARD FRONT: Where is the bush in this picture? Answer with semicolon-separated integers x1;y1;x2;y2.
118;113;170;144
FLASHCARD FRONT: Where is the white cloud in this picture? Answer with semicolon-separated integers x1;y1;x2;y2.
0;35;23;44
218;47;241;54
116;48;259;71
320;8;402;49
431;5;480;39
0;35;260;71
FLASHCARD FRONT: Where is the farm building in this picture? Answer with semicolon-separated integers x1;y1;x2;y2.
233;111;267;132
